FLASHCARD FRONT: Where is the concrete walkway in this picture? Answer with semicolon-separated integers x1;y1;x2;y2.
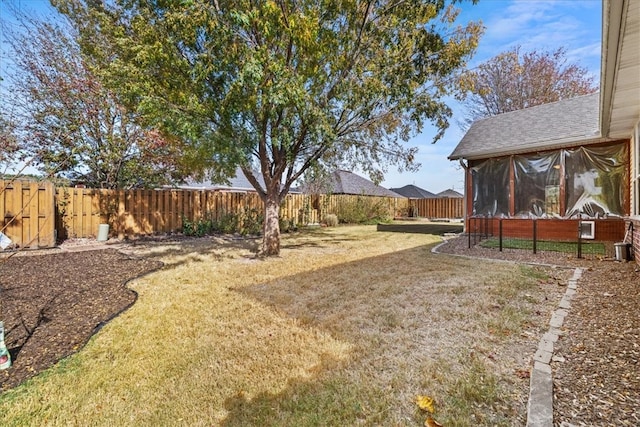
526;267;583;427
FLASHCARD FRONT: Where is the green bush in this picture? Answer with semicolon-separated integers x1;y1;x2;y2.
183;208;265;236
335;196;391;224
213;212;239;234
182;217;214;237
279;218;297;233
239;208;263;236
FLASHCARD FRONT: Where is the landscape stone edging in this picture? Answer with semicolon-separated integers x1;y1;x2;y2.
526;267;583;427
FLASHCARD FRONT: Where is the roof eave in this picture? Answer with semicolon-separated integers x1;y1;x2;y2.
599;0;626;138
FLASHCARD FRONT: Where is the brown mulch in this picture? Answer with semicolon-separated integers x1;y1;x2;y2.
0;234;637;426
552;262;640;426
0;248;162;392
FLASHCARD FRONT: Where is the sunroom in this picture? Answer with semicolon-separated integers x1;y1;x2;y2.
450;92;630;248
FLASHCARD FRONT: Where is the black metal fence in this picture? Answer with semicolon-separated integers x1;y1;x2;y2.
466;216;632;260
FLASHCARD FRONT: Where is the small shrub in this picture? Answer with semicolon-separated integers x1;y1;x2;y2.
182;216;214;237
336;196;390;224
239;208;263;236
323;214;339;227
279;218;297;233
214;212;239;234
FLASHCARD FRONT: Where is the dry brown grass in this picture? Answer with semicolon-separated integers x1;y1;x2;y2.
0;226;568;426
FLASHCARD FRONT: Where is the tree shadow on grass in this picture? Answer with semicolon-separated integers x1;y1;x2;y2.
221;357;396;427
221;244;460;426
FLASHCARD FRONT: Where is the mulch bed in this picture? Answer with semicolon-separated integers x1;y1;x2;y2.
0;249;162;392
552;261;640;426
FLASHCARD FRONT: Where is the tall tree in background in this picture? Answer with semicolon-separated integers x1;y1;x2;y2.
55;0;483;255
3;10;188;188
460;46;597;127
0;112;20;172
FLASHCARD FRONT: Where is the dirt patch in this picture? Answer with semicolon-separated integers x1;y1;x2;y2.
0;249;162;392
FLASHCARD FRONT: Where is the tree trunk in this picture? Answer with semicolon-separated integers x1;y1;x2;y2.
262;194;281;256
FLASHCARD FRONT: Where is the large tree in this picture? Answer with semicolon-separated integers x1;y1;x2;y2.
55;0;482;255
3;9;188;188
460;46;598;126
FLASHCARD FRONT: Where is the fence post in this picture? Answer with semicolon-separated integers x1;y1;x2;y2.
468;217;472;248
499;218;503;252
532;219;537;254
577;220;582;259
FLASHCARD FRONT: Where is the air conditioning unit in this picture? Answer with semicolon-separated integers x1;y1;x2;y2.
579;220;595;239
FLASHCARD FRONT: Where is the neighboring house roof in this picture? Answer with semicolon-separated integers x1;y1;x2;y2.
328;170;404;197
436;189;463;198
178;167;265;192
600;0;640;140
389;184;436;199
449;92;605;161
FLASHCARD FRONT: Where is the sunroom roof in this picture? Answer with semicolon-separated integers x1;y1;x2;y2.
448;93;606;161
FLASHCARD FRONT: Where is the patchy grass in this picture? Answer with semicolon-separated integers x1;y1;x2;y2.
480;237;606;256
0;226;567;426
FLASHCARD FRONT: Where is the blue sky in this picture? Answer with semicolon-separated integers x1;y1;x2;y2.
1;1;603;192
381;0;602;193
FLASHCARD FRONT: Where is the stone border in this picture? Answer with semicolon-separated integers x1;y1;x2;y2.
526;267;583;427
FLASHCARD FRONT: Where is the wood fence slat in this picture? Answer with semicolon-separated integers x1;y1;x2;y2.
28;182;39;245
42;181;55;246
0;183;5;233
12;181;23;244
0;181;54;248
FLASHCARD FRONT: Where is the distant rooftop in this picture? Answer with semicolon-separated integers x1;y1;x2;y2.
436;189;463;198
389;184;436;199
328;170;404;198
178;167;264;192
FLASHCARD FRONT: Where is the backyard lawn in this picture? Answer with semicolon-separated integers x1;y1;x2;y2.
0;226;568;426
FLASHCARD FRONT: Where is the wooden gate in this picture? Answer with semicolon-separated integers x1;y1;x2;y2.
0;180;56;249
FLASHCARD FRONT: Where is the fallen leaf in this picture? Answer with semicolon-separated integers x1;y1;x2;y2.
425;416;443;427
415;395;435;413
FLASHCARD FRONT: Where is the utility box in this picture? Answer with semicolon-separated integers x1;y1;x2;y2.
97;224;110;242
614;242;631;261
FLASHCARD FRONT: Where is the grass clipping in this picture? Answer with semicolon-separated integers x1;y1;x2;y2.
0;225;567;426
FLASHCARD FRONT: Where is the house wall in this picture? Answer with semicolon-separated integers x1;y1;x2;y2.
631;119;640;263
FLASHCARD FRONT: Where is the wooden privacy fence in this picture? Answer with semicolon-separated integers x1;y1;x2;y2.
0;180;56;248
0;181;465;248
56;188;411;240
410;198;464;219
57;188;287;240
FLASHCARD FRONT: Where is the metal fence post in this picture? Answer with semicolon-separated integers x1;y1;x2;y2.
532;219;537;254
577;220;582;259
499;218;503;252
